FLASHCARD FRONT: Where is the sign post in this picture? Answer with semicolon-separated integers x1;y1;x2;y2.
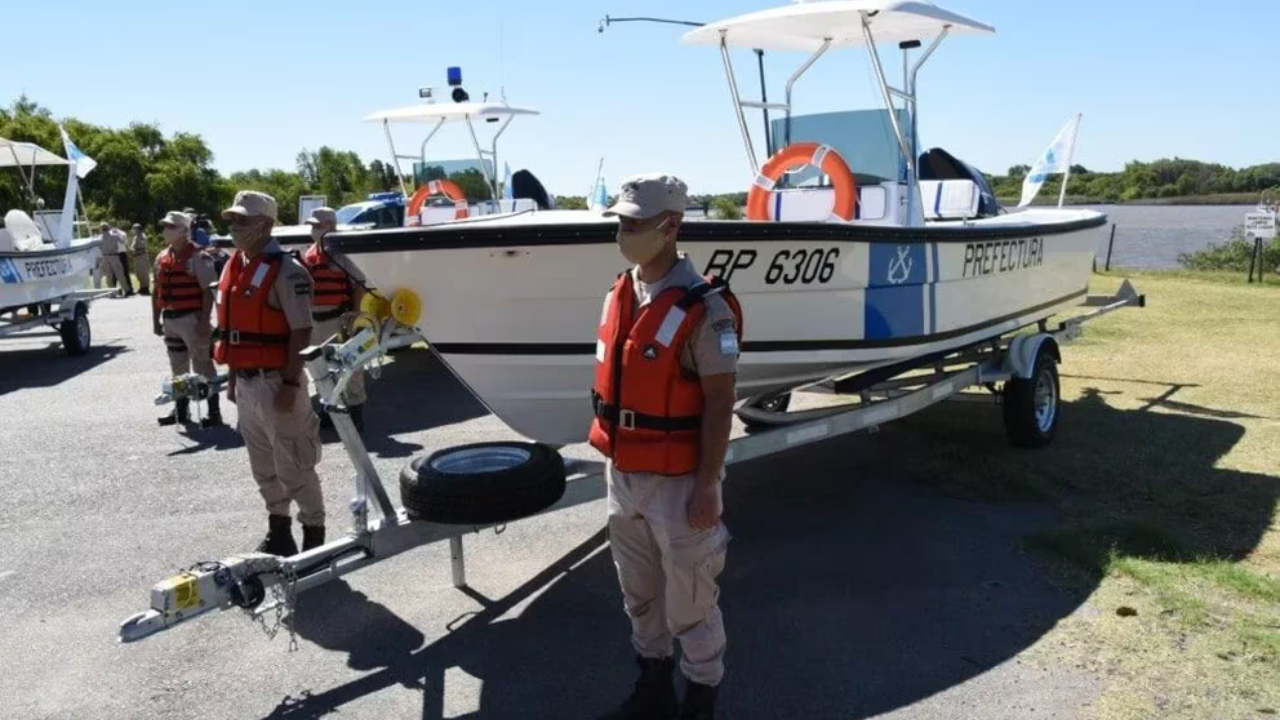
1245;210;1276;284
299;195;328;224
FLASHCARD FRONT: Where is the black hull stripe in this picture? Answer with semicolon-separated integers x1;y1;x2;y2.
431;288;1089;356
329;215;1108;255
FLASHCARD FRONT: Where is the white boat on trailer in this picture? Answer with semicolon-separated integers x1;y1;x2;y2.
327;0;1108;445
0;136;108;354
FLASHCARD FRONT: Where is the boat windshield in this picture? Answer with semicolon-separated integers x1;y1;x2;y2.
771;109;909;186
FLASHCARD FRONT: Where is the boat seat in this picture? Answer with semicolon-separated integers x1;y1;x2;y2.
919;180;981;220
767;185;889;222
2;210;46;251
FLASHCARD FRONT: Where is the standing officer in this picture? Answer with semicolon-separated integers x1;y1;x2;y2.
152;211;221;427
95;222;130;296
301;207;368;430
215;190;325;557
129;223;151;295
591;174;741;720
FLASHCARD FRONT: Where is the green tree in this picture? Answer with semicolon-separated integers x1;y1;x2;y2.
555;195;588;210
449;168;492;202
710;196;743;220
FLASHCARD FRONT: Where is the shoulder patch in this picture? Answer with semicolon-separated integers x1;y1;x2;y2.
710;318;736;334
293;282;312;296
719;332;739;357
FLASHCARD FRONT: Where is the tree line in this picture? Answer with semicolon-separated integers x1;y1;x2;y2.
989;158;1280;204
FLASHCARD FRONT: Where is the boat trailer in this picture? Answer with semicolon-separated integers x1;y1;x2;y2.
0;288;116;355
118;281;1145;645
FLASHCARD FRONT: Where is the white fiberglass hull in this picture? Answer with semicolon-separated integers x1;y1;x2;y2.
0;241;101;312
331;209;1105;445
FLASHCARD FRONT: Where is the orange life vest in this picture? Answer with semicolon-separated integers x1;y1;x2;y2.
301;243;353;312
155;244;204;312
213;250;292;370
589;273;743;475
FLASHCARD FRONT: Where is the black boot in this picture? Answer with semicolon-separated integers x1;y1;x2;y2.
599;656;677;720
350;404;365;431
301;525;326;552
679;682;718;720
158;398;191;426
201;392;224;428
256;515;299;557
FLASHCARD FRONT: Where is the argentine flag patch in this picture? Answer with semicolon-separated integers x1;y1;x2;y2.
719;332;739;357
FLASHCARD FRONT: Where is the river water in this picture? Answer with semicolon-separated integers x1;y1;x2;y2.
1076;205;1252;269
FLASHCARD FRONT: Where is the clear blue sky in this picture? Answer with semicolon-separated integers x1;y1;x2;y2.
5;1;1278;195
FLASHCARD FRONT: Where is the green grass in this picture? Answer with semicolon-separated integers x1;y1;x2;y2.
884;271;1280;718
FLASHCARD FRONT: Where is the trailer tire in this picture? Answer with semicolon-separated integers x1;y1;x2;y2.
739;392;792;429
400;442;566;525
1002;349;1059;449
59;304;91;356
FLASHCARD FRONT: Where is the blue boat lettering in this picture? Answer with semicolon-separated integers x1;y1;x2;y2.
21;257;72;280
962;238;1043;278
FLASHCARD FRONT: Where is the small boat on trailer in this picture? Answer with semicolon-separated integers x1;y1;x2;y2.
329;0;1108;445
0;137;107;355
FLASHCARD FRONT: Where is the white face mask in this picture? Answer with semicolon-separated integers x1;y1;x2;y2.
309;225;330;245
162;226;187;245
617;219;671;266
230;219;270;253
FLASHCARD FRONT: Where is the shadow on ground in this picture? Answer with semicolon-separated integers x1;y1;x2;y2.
0;340;130;395
262;377;1278;719
318;348;487;460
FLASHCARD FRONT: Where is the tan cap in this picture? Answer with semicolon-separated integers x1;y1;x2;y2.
305;206;337;226
222;190;278;221
604;173;689;219
160;211;192;229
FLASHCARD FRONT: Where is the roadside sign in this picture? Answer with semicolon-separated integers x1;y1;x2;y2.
1245;211;1276;240
299;195;328;223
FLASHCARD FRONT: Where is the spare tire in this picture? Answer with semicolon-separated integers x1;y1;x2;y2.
400;442;566;525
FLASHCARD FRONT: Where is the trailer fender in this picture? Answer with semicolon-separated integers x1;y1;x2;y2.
1005;334;1060;380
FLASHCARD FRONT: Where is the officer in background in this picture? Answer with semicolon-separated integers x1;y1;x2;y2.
592;174;740;720
129;223;151;295
215;190;325;557
301;207;368;430
95;222;130;296
152;211;221;427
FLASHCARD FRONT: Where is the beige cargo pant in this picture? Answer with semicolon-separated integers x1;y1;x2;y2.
310;311;366;405
607;465;730;687
161;311;216;378
235;372;325;527
133;252;150;292
95;254;126;292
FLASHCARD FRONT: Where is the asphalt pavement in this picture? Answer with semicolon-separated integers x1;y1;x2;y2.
0;294;1098;719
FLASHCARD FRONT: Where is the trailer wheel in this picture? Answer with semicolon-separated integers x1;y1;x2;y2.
400;442;566;525
1002;350;1060;449
59;304;91;356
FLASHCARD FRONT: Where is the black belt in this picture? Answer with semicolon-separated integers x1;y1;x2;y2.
312;305;350;322
162;309;197;319
235;368;282;379
591;393;701;432
212;328;290;345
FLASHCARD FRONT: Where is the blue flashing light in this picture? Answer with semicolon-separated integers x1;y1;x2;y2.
447;67;463;86
368;191;406;205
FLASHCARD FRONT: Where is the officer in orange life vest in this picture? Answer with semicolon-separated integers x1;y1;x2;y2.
151;210;221;427
301;207;368;430
215;190;325;557
592;174;740;720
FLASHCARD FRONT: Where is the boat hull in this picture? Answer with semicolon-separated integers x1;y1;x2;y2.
332;210;1105;444
0;242;101;313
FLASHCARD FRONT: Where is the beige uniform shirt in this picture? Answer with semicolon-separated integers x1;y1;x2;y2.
99;229;126;254
128;231;148;256
154;244;217;292
262;240;314;331
630;254;739;377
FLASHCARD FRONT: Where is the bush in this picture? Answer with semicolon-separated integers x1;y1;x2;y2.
1178;227;1280;272
710;196;743;220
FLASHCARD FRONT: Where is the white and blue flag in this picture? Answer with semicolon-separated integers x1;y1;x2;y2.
1018;113;1081;208
588;177;608;212
502;162;514;200
59;125;96;179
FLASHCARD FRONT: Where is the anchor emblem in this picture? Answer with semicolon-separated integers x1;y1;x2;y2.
887;245;913;285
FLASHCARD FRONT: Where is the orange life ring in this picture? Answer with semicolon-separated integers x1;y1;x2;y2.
746;143;857;222
407;179;469;225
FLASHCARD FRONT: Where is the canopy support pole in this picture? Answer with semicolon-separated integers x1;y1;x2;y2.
383;120;411;201
720;32;759;175
417;118;448;174
464;118;500;203
862;13;919;226
783;39;831;149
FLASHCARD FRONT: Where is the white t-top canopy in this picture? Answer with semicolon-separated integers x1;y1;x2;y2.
0;137;68;167
363;102;540;124
683;0;995;53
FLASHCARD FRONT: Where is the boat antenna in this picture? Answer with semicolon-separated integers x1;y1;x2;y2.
598;15;705;34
